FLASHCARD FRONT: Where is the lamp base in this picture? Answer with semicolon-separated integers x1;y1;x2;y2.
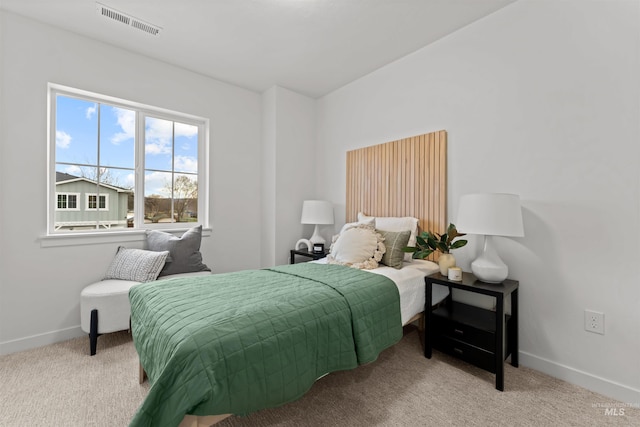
309;224;326;246
471;235;508;283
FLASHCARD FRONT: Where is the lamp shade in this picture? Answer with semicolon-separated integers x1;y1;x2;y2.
456;193;524;237
301;200;334;225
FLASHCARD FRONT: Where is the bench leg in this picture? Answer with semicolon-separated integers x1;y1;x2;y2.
139;361;147;384
89;309;99;356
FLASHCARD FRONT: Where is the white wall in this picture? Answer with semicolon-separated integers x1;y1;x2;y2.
316;0;640;404
261;86;317;267
0;11;263;353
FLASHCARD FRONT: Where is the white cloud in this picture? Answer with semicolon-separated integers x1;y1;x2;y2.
56;130;72;148
174;156;198;173
174;122;198;138
144;171;171;196
111;107;135;145
86;104;97;119
145;142;170;156
124;172;135;189
144;119;197;156
145;117;173;155
64;164;81;175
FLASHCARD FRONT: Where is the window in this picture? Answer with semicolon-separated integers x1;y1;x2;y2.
56;193;80;210
49;84;208;234
86;194;108;211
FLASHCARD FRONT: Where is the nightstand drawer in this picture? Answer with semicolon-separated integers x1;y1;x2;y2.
432;315;494;351
433;336;495;373
432;302;497;351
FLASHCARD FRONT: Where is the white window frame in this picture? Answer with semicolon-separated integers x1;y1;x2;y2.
55;192;81;211
85;193;109;211
46;83;210;240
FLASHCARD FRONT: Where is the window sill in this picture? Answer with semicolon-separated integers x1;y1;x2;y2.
40;227;211;248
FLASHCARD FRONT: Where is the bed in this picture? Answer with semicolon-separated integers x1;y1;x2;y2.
313;257;448;326
130;261;447;427
130;130;448;427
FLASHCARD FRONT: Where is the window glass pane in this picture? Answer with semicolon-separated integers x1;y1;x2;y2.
144;171;173;223
174;123;198;173
55;96;98;166
99;104;135;169
54;158;134;229
55;166;94;231
68;194;77;209
145;117;173;171
173;173;198;222
101;168;135;227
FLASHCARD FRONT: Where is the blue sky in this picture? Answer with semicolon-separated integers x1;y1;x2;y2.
55;95;198;196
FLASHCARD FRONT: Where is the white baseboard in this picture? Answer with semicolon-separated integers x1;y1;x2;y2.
520;351;640;405
0;326;85;355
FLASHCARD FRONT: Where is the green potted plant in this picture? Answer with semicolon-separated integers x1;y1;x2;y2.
403;223;467;275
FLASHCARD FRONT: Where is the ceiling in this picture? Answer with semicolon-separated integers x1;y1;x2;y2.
0;0;516;98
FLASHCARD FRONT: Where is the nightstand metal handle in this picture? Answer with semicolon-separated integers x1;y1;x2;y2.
454;328;464;335
453;347;464;355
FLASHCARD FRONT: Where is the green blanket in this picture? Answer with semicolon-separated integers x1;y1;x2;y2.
129;263;401;427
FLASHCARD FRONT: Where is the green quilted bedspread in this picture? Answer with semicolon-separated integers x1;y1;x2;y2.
128;263;401;427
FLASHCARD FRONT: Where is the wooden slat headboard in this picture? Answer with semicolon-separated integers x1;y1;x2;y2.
346;130;447;258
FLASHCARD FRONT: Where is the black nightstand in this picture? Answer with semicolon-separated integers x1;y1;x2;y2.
289;248;330;264
425;272;519;391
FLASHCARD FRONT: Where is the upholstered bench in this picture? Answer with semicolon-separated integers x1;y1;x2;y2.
81;225;211;355
81;271;211;355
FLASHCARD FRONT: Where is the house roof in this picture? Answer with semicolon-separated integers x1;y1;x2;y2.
55;171;80;183
55;172;133;193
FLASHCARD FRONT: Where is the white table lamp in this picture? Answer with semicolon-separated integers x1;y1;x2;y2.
456;193;524;283
300;200;334;246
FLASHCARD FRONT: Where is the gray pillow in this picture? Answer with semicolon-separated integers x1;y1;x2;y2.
104;246;169;282
377;229;411;269
146;225;211;276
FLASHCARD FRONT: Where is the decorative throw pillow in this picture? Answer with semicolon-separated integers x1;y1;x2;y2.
377;229;411;269
358;213;419;262
327;223;385;270
104;247;169;282
146;225;211;277
339;216;376;235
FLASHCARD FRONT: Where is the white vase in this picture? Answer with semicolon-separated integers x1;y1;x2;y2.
438;253;456;276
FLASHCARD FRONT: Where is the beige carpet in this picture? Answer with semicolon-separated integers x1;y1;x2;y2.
0;327;637;427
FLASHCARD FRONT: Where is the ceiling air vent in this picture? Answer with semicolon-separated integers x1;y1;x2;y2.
96;2;162;36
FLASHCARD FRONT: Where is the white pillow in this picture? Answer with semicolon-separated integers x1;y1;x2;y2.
339;216;375;235
358;213;419;262
328;224;385;270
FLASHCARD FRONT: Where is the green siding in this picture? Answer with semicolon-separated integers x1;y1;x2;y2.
55;180;131;229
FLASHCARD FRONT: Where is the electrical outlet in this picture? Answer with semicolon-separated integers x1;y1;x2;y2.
584;310;604;335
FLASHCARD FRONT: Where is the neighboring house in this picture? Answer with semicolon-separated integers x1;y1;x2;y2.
55;172;132;231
